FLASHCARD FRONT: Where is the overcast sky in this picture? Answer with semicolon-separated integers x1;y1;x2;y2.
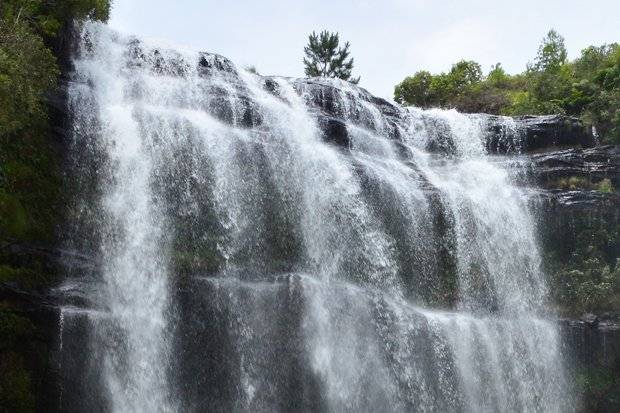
109;0;620;99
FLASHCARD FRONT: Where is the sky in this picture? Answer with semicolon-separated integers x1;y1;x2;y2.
109;0;620;99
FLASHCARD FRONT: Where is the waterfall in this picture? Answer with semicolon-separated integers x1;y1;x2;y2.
59;22;573;412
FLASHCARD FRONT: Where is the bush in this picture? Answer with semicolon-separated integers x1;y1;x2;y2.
597;178;614;193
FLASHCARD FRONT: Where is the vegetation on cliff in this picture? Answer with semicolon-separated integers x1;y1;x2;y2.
1;1;111;411
545;206;620;317
0;0;110;248
395;30;620;144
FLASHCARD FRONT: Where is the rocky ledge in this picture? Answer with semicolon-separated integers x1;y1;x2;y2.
530;145;620;188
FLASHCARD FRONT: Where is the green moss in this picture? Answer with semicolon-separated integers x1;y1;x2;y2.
0;131;63;243
596;178;614;193
0;265;53;291
554;176;591;190
0;311;35;351
0;190;28;239
0;352;35;413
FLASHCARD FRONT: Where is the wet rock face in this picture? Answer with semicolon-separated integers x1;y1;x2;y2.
561;318;620;412
50;30;597;159
107;49;595;156
515;115;597;152
198;52;238;76
562;316;620;371
530;145;620;188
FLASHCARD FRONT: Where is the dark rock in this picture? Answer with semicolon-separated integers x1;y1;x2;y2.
540;189;620;210
484;114;595;154
581;313;600;326
317;116;349;147
515;114;596;152
198;52;237;76
293;78;404;137
0;279;62;413
534;187;620;271
561;317;620;412
529;145;620;188
264;78;281;96
170;274;324;412
601;312;620;322
205;93;263;128
561;317;620;373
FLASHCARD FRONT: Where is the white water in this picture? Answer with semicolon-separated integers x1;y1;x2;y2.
63;22;572;412
69;24;174;412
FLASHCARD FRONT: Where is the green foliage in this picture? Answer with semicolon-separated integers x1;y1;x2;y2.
552;176;592;191
0;0;112;241
556;259;619;314
394;71;433;107
0;21;58;136
597;178;614;193
394;29;620;143
530;29;567;72
1;0;113;134
548;214;620;316
395;60;511;114
550;177;615;193
486;63;511;88
1;0;111;36
0;3;110;409
0;312;35;351
0;132;62;243
303;30;360;84
578;45;620;142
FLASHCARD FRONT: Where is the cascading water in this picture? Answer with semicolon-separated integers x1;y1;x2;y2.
58;21;573;412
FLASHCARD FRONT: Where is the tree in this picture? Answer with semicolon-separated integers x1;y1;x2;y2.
0;0;111;37
531;29;568;73
394;71;433;106
578;44;620;142
303;30;360;84
447;60;482;93
517;29;573;114
393;61;483;109
486;63;511;88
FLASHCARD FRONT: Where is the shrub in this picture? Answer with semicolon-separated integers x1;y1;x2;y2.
597;178;614;193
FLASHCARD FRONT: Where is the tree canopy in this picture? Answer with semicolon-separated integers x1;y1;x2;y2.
303;30;360;84
394;30;620;143
0;0;111;137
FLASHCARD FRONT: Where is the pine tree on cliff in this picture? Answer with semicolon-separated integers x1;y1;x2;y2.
303;30;360;84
